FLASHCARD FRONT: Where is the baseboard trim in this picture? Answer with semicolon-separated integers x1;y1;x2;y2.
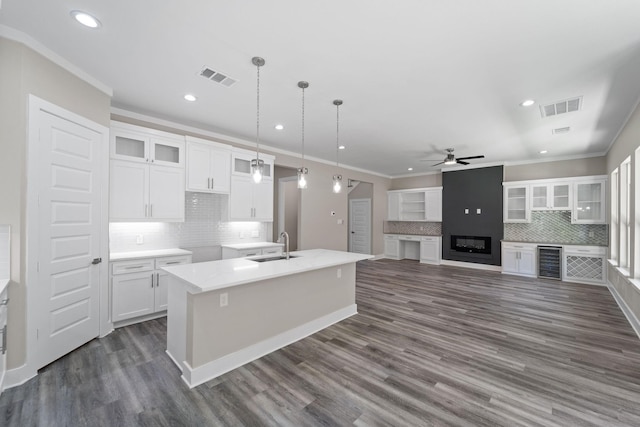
180;304;358;388
2;363;37;393
440;259;502;272
607;282;640;340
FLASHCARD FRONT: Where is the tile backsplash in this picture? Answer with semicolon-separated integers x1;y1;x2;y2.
504;211;608;245
109;192;272;256
384;221;442;235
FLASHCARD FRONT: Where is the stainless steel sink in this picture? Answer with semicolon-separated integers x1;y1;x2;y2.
251;255;298;263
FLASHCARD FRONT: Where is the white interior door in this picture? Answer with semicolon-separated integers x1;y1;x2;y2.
31;102;105;370
349;198;371;254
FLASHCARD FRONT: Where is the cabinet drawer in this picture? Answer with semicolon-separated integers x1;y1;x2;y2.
156;256;192;269
563;245;606;256
502;242;537;251
112;259;155;275
421;236;439;242
238;248;262;257
261;247;283;256
384;235;398;240
399;235;419;241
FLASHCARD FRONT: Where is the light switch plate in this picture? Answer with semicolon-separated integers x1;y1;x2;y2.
476;208;481;214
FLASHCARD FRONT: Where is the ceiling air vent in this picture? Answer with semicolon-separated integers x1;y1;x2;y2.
540;97;582;118
199;67;237;87
552;126;571;135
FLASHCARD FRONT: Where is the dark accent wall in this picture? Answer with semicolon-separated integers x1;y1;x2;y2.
442;166;503;266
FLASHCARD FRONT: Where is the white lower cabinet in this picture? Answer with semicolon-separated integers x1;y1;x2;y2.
221;244;283;259
501;242;537;277
384;234;441;264
420;236;442;265
111;254;191;325
563;245;607;284
384;235;401;259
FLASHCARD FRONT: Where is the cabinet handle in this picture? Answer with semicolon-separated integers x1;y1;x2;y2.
150;204;153;217
124;265;144;269
0;298;8;306
210;177;214;188
151;273;155;288
156;273;160;286
145;204;148;217
165;261;182;265
207;178;211;189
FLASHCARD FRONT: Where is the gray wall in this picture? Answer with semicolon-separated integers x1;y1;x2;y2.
0;37;112;369
606;99;640;323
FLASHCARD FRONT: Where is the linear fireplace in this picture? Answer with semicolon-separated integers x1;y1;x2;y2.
451;235;491;254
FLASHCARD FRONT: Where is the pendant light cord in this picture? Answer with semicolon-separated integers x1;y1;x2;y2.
256;62;261;161
301;85;305;166
335;102;340;169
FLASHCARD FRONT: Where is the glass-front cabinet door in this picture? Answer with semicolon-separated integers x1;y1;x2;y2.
573;180;606;224
504;185;529;222
530;183;571;210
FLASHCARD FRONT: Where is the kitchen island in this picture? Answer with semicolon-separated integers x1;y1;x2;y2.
162;249;372;388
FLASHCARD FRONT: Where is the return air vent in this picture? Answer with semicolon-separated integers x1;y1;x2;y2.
540;97;582;118
552;126;571;135
199;67;237;87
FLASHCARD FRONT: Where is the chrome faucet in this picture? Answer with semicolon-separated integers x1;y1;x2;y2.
279;231;290;260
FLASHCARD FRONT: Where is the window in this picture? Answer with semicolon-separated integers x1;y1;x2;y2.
620;157;631;271
610;168;618;264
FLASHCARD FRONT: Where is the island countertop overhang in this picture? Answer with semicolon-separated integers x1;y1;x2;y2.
162;249;373;294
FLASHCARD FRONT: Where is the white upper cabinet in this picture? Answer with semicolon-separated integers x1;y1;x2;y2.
229;148;275;221
232;151;273;180
572;179;606;224
387;187;442;222
503;184;530;223
185;136;231;193
530;183;571;210
109;122;185;222
503;176;606;224
110;127;184;168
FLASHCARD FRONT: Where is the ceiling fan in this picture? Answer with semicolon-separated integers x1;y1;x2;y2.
421;148;485;166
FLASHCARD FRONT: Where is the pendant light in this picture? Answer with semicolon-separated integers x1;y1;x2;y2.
297;81;309;189
332;99;343;193
250;57;265;184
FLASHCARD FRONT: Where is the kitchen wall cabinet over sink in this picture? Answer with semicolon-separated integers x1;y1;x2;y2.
109;122;185;222
229;149;275;221
185;136;231;193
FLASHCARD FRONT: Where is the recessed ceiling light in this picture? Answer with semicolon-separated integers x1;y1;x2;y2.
539;150;548;154
70;10;101;28
184;94;197;102
274;124;284;130
520;99;535;107
407;167;413;171
338;145;345;150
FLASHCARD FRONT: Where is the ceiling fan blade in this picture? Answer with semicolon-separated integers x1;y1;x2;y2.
419;159;444;162
432;161;445;166
456;160;470;165
456;155;485;161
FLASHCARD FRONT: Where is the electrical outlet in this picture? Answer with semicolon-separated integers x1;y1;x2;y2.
337;219;343;225
476;208;482;214
589;231;594;238
220;293;228;307
337;268;342;278
136;234;144;245
251;230;259;238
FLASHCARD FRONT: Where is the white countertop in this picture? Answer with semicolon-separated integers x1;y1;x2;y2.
221;242;284;250
110;248;193;261
162;249;373;293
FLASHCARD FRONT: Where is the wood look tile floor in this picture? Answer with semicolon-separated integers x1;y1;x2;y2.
3;259;640;426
